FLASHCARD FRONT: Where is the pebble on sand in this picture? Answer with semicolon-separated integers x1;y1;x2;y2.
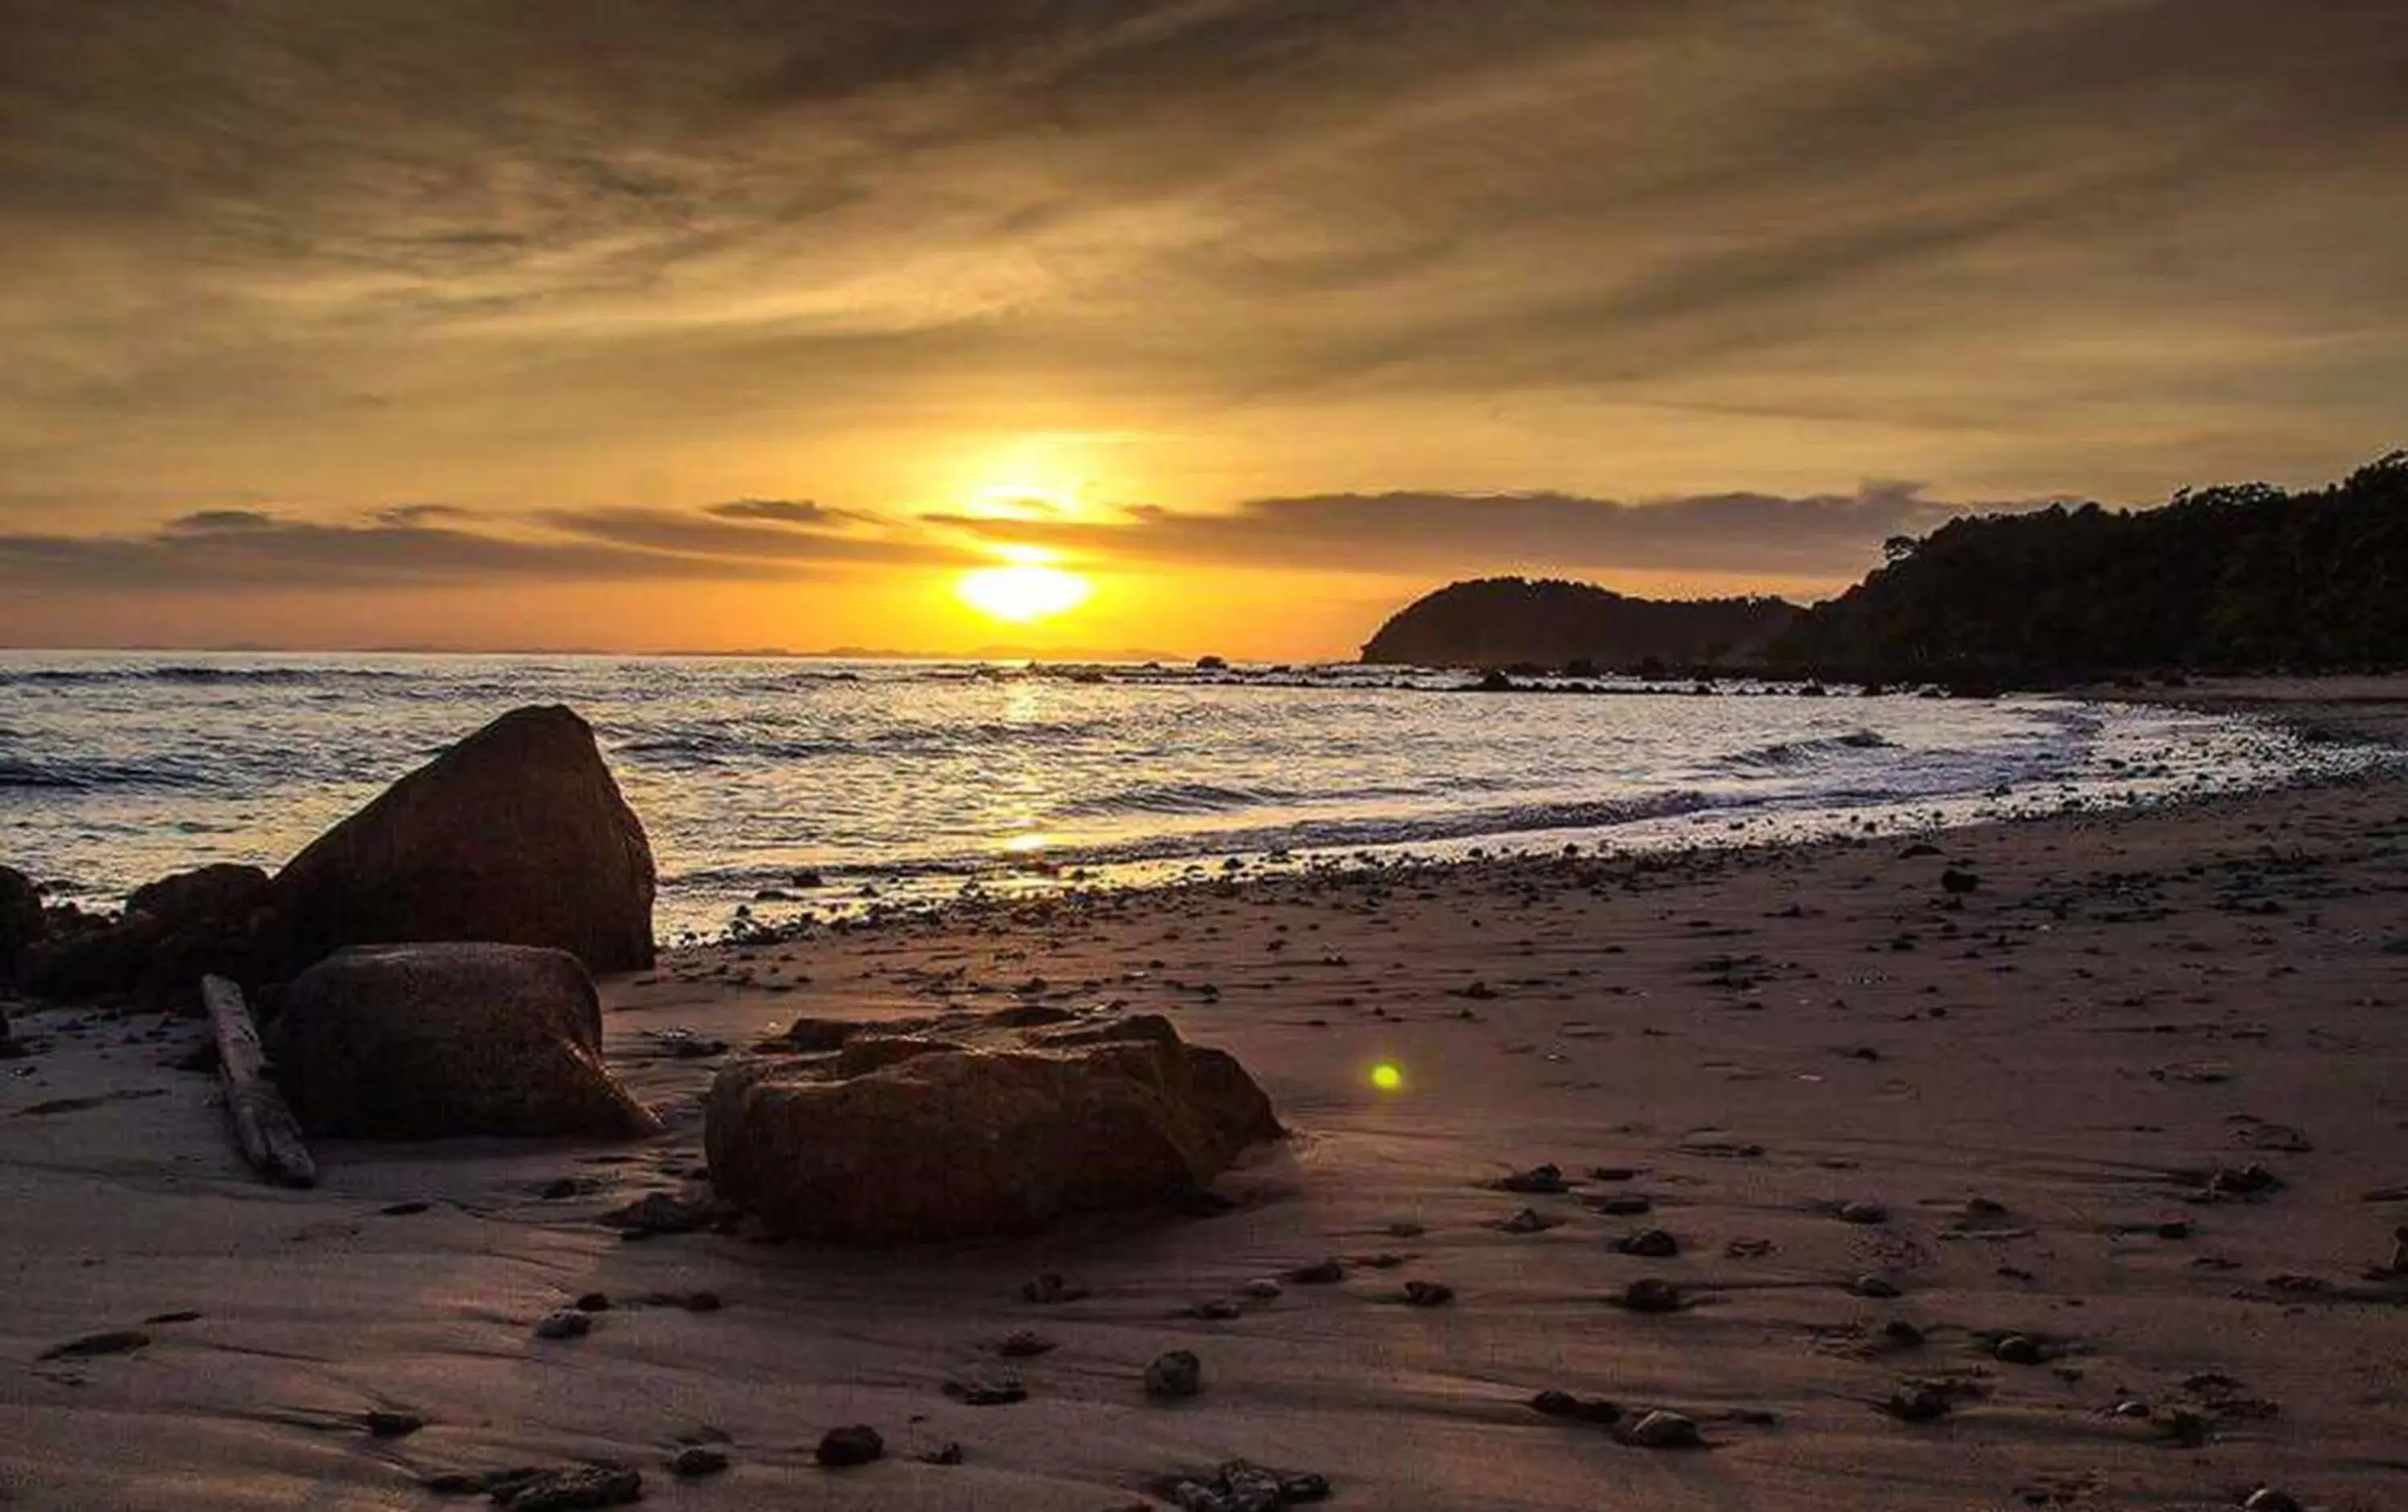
1616;1228;1678;1257
1838;1200;1889;1225
1622;1409;1702;1449
667;1445;729;1478
1145;1349;1205;1400
1619;1278;1683;1314
532;1309;593;1340
815;1425;884;1467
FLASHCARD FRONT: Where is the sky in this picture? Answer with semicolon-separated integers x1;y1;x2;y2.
2;0;2402;657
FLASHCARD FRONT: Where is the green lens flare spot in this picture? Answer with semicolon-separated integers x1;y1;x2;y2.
1370;1063;1403;1091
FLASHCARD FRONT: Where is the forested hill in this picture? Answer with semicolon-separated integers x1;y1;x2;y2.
1358;578;1802;670
1772;452;2408;681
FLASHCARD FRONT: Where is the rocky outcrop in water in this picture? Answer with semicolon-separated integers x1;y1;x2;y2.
706;1010;1282;1242
0;866;43;980
271;705;657;975
275;942;659;1140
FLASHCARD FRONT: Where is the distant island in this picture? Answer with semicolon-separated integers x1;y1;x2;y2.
1364;452;2408;685
1359;579;1800;672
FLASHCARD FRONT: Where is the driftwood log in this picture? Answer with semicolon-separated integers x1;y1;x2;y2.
201;974;316;1188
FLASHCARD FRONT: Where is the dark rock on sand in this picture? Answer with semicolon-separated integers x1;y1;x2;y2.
1838;1200;1890;1225
1885;1383;1952;1422
706;1011;1279;1242
1617;1228;1679;1257
815;1425;884;1466
1145;1349;1204;1400
1401;1280;1455;1307
943;1372;1027;1405
364;1409;426;1438
277;943;658;1140
1619;1278;1684;1313
599;1191;718;1238
1531;1390;1623;1425
1161;1459;1331;1510
996;1329;1058;1357
270;705;657;975
1494;1162;1571;1194
1622;1409;1702;1449
2242;1489;2304;1512
533;1309;593;1340
667;1446;729;1478
17;863;272;1007
0;865;44;973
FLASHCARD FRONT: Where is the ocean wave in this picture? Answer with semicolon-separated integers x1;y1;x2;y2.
1721;729;1897;771
1047;780;1282;819
0;665;413;689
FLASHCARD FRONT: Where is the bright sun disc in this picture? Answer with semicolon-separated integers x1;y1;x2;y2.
956;564;1092;623
1370;1063;1403;1091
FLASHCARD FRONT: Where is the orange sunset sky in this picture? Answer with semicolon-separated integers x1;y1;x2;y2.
2;2;2402;659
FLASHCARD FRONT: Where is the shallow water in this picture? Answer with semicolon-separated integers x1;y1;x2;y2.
0;651;2387;941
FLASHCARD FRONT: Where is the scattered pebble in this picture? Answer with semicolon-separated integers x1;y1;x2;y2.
363;1409;425;1438
533;1310;593;1341
1019;1272;1091;1304
1886;1384;1950;1423
1619;1278;1682;1314
1145;1349;1204;1400
996;1329;1058;1357
1622;1408;1702;1449
1617;1228;1678;1258
1239;1278;1284;1301
1839;1201;1889;1225
667;1445;728;1478
1286;1258;1345;1285
815;1425;884;1467
1401;1280;1455;1307
1851;1274;1902;1299
943;1373;1027;1406
1531;1389;1622;1425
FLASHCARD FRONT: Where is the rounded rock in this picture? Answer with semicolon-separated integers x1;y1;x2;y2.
1144;1349;1204;1400
815;1425;884;1467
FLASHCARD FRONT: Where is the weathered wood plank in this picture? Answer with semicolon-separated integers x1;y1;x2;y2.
201;974;316;1189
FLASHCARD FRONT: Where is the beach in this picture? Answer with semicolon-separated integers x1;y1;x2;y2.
3;683;2405;1511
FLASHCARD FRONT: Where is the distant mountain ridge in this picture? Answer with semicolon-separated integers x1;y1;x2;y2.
1359;578;1802;670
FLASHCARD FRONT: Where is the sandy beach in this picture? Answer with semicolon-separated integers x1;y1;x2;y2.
4;684;2405;1511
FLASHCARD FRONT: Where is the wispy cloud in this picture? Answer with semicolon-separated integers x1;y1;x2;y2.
927;485;2027;577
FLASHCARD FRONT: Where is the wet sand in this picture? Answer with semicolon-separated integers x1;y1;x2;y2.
4;682;2406;1510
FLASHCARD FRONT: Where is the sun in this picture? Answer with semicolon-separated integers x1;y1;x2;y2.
955;563;1092;624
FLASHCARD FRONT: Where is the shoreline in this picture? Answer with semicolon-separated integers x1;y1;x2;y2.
5;681;2407;1510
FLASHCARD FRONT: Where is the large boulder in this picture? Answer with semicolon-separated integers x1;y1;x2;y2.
275;942;660;1140
272;705;656;975
705;1011;1282;1242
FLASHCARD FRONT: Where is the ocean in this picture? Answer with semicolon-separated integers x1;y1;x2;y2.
0;651;2386;943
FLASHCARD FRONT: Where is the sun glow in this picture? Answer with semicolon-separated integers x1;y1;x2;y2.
954;563;1092;623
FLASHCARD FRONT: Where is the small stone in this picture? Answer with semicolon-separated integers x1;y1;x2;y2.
2157;1220;2194;1239
1144;1349;1203;1400
573;1292;610;1312
1852;1274;1902;1299
1617;1228;1678;1258
2111;1399;2150;1419
1940;868;1980;894
532;1310;592;1340
1588;1165;1639;1181
1623;1409;1702;1449
1287;1258;1345;1285
1238;1278;1283;1301
667;1445;728;1478
918;1442;965;1465
943;1373;1027;1406
1495;1163;1570;1194
1880;1319;1926;1347
1531;1389;1622;1425
1620;1278;1682;1314
1993;1334;2044;1365
1497;1206;1558;1234
815;1425;884;1467
2241;1489;2303;1512
1838;1201;1889;1225
539;1177;579;1201
1401;1280;1454;1307
996;1329;1057;1357
1187;1299;1243;1320
1887;1384;1950;1423
363;1410;425;1438
1019;1271;1091;1304
1588;1193;1653;1217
